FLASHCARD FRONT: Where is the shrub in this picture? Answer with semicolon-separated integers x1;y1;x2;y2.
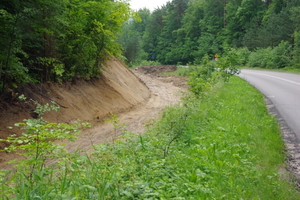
247;47;273;68
293;31;300;68
0;96;89;199
236;47;250;66
247;41;292;69
272;41;292;68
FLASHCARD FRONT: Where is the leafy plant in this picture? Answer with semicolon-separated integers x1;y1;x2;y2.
272;41;292;68
105;113;127;144
216;46;241;82
0;95;90;198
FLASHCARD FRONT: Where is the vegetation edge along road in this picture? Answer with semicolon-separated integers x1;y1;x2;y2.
1;72;299;199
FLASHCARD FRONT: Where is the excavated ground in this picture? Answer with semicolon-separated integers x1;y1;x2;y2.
0;62;188;169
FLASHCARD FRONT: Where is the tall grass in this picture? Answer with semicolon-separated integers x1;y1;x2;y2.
1;77;299;199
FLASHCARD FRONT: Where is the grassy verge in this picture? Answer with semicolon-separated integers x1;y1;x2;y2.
242;66;300;74
1;77;299;199
164;66;300;76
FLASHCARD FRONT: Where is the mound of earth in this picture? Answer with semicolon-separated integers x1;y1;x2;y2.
136;65;177;75
0;59;151;149
135;65;188;89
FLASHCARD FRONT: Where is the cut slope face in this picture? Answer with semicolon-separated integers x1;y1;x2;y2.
0;59;151;149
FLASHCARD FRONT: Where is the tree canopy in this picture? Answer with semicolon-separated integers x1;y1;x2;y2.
1;0;300;92
0;0;131;92
121;0;300;68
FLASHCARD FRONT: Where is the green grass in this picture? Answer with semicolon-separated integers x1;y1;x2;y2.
242;66;300;74
1;77;299;199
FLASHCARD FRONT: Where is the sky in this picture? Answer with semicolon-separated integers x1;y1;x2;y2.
129;0;170;12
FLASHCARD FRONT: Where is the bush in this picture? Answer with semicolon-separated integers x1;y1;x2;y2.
293;31;300;68
0;97;90;199
272;41;292;68
247;47;273;68
247;41;292;69
236;47;250;66
216;47;240;81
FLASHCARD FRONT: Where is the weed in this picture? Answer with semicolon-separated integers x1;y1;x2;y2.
0;96;89;199
105;112;127;144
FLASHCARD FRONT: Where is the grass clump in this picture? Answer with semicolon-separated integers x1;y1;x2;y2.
1;76;299;199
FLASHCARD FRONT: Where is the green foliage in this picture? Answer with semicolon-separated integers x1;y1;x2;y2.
272;41;292;68
2;0;299;88
0;96;90;199
236;47;250;66
57;0;131;80
120;0;299;69
187;47;242;97
247;41;292;69
217;46;241;81
118;8;150;64
105;113;127;144
0;0;131;92
187;61;218;97
0;6;30;91
293;31;300;67
247;47;273;68
2;77;299;199
187;70;215;97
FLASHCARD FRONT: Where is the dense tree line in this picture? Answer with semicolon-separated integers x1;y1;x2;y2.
0;0;131;92
120;0;300;68
1;0;299;93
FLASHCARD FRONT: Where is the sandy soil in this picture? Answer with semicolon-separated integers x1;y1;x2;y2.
0;65;187;169
62;69;187;153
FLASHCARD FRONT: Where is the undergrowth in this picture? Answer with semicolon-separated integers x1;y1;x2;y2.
0;73;299;198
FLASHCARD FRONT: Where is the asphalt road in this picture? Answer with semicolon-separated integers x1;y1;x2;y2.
239;69;300;140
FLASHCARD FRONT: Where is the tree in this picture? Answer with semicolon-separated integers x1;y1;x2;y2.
226;0;266;47
0;0;30;91
0;0;131;92
118;8;150;64
142;7;167;61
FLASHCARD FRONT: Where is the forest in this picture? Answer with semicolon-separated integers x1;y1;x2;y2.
119;0;300;69
1;0;300;93
0;0;131;92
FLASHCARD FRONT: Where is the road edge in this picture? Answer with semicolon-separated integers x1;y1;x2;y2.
264;96;300;188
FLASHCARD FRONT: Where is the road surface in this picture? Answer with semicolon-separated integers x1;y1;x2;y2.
239;69;300;140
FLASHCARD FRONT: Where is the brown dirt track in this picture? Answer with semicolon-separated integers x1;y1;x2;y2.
0;61;187;169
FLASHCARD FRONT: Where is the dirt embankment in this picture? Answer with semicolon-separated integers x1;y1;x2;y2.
136;65;177;75
0;62;188;168
0;59;150;149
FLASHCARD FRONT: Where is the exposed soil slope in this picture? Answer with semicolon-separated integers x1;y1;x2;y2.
0;62;187;168
0;59;150;149
57;69;187;156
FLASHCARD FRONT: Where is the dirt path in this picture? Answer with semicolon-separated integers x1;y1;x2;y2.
0;69;187;169
64;70;187;153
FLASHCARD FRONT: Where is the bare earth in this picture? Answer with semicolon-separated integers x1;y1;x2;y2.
0;66;188;169
64;69;187;153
